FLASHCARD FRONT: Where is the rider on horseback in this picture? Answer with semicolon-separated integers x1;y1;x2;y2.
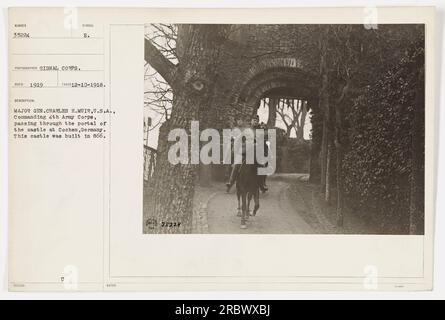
226;115;269;193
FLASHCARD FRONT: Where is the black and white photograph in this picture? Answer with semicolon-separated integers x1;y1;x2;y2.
143;24;425;235
3;3;441;297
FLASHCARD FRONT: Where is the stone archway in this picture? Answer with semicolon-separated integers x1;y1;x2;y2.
230;58;318;175
211;57;319;182
231;57;318;119
232;58;318;120
236;57;306;92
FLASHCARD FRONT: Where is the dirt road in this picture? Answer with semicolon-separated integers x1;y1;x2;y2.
207;175;314;234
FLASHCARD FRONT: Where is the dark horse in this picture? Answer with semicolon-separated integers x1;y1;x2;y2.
236;163;260;229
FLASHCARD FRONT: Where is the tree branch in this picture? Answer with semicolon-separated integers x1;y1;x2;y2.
144;37;178;87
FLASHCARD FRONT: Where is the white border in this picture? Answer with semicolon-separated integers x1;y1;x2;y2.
1;0;444;300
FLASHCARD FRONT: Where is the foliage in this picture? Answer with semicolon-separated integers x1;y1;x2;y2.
342;42;424;232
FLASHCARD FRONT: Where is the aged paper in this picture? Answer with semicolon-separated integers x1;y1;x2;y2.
8;7;436;291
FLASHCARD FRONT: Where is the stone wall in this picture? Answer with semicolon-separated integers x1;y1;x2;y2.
209;25;318;129
201;25;319;181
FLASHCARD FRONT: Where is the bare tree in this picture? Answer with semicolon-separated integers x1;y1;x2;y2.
274;98;307;140
144;25;230;234
144;24;178;133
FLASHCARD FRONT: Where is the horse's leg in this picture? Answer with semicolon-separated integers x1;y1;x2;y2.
247;192;252;217
237;191;242;217
253;189;260;216
240;193;247;229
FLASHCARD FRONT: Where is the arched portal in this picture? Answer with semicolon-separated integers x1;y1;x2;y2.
232;58;318;120
229;58;319;175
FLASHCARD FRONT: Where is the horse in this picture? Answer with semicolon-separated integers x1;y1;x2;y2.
236;163;260;229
